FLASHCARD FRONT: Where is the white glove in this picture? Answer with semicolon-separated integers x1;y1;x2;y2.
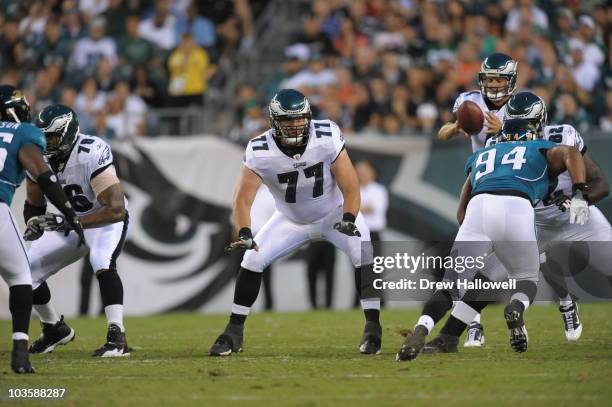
569;190;589;225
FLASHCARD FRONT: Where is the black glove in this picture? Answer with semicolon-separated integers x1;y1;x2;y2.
334;212;361;237
548;191;571;212
225;227;258;253
64;215;86;248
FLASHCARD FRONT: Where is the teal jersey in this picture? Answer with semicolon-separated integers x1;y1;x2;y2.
465;140;557;206
0;121;46;205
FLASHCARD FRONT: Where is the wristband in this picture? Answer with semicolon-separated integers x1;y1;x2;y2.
342;212;356;223
238;227;253;239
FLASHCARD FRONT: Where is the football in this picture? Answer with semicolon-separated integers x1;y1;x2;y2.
457;100;484;134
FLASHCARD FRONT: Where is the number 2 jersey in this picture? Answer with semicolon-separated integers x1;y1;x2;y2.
453;90;507;151
243;120;345;224
36;133;127;216
466;140;557;205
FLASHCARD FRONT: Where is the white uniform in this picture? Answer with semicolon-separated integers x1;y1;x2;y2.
453;91;507;152
28;134;129;289
0;203;31;286
241;120;372;273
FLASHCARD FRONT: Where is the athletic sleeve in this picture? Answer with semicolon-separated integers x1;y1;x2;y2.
464;152;476;176
89;138;114;179
17;123;46;152
566;125;586;154
452;93;466;114
330;120;345;163
243;141;261;176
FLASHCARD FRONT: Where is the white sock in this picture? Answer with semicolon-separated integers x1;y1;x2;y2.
416;315;435;334
231;303;251;316
104;304;125;332
510;293;530;311
472;313;481;324
451;302;479;325
34;303;60;325
360;298;381;310
559;295;573;308
12;332;28;341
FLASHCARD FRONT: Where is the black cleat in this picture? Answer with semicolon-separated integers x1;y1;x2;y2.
359;321;382;355
504;301;528;353
396;325;428;361
422;333;459;354
92;324;130;357
12;340;36;374
209;323;244;356
29;315;75;354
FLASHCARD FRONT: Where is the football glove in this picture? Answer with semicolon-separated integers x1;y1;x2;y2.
569;184;589;225
23;217;45;241
225;227;258;253
24;213;86;247
334;213;361;237
549;191;571;212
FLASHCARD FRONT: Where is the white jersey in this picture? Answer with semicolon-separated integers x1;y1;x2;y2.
244;120;345;224
52;133;125;216
453;91;507;152
535;124;585;226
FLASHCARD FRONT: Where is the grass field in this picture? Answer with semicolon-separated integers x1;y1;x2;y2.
1;304;611;406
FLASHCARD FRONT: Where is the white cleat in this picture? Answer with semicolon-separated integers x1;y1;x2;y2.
463;322;485;347
560;302;582;342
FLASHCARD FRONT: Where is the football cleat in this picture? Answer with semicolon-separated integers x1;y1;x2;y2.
422;333;459;354
504;301;528;353
92;324;130;357
209;323;244;356
12;340;36;374
463;322;485;347
560;301;582;342
396;325;428;362
359;321;382;355
29;315;75;354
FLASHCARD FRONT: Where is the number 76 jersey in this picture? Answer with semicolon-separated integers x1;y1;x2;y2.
466;140;557;206
243;120;345;224
46;134;127;216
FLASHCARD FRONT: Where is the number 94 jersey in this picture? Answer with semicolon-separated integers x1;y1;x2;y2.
244;120;344;224
466;140;557;206
52;134;126;216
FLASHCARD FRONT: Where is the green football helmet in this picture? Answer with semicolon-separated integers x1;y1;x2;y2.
35;104;80;165
478;53;518;103
0;84;31;123
504;91;547;135
268;89;312;146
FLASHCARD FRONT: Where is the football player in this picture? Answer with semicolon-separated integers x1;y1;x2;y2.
23;104;130;357
396;118;589;361
0;86;84;373
438;52;518;151
424;92;610;353
209;89;381;356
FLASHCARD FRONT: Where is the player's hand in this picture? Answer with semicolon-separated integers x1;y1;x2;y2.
23;217;45;241
225;227;258;253
549;191;571;212
64;216;86;247
334;213;361;237
484;112;502;135
569;188;589;225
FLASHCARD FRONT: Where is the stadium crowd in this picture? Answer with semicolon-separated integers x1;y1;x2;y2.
0;0;264;138
236;0;610;139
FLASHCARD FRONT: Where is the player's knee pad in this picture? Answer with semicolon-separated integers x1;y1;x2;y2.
33;281;51;305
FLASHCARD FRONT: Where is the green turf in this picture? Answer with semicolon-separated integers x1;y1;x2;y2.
1;304;611;406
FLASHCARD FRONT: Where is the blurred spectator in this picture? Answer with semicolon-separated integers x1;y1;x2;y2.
576;15;605;67
105;80;147;138
75;76;106;117
80;0;109;20
118;15;155;68
505;0;549;33
132;65;163;108
600;91;612;132
175;1;216;48
138;0;177;51
167;32;210;106
554;93;590;133
71;16;117;71
567;39;600;93
102;0;132;38
35;18;72;69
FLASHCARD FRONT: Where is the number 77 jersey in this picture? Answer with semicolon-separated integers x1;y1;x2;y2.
243;120;345;224
466;140;557;206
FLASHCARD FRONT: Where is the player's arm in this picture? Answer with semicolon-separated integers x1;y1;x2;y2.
331;149;362;236
546;145;589;225
583;153;609;204
226;165;262;252
18;144;85;245
79;166;126;228
24;178;46;221
457;176;472;225
438;120;468;141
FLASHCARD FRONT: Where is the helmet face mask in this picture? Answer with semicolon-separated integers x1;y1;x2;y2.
499;118;539;142
478;53;518;103
35;105;79;167
269;89;312;147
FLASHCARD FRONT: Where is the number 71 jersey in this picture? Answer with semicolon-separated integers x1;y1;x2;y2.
466;140;557;205
243;120;345;224
52;134;123;215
